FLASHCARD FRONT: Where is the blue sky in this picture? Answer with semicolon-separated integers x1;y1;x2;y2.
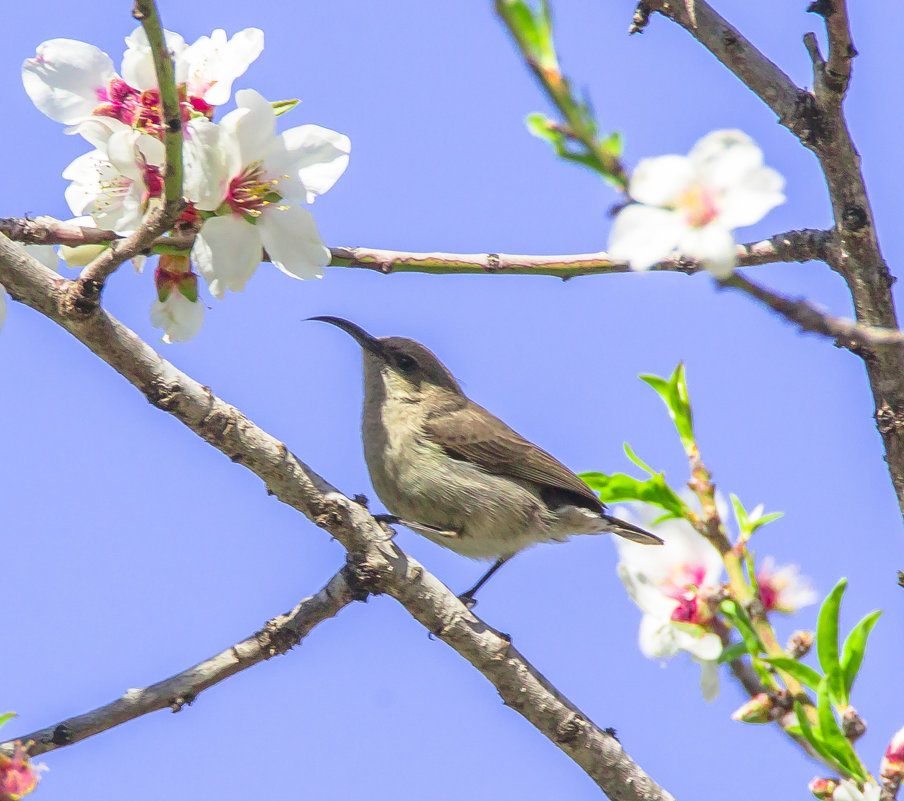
2;1;902;799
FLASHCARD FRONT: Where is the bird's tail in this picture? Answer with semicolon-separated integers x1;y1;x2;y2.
602;514;663;545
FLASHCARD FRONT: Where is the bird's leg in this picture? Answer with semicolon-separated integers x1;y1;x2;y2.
458;558;509;608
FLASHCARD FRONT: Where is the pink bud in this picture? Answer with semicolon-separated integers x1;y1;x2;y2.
0;743;41;800
881;725;904;782
808;778;838;800
732;692;777;724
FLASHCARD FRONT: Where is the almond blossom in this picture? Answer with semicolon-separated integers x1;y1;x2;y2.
757;555;817;614
608;129;785;277
62;118;164;235
614;502;725;700
183;89;350;297
22;27;263;131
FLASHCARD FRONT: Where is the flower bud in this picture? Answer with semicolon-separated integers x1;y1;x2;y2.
841;706;866;742
732;693;777;724
808;778;838;799
787;630;814;659
881;724;904;784
0;743;42;800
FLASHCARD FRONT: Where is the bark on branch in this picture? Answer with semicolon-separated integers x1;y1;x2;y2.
0;237;675;801
0;569;355;758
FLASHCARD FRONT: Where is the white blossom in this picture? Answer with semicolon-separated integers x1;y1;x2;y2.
757;556;817;614
62;118;164;234
184;89;350;297
833;780;882;801
608;130;785;277
615;500;725;700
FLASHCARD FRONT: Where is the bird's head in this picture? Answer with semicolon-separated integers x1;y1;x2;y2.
309;316;464;403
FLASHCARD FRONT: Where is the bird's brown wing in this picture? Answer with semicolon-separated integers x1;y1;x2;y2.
423;403;603;510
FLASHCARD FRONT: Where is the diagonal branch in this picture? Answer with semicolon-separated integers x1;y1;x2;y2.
0;238;675;801
0;569;355;758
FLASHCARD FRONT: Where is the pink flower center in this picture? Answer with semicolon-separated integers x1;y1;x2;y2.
94;80;215;134
226;163;281;218
679;184;719;228
663;563;711;625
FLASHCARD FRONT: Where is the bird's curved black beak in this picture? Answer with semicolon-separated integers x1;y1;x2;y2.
307;316;384;357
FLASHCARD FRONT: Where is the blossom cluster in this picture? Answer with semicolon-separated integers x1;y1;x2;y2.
614;494;815;700
15;26;349;342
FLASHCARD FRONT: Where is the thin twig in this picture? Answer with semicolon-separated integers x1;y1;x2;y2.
495;0;628;187
66;0;185;313
0;239;675;801
0;570;355;758
721;273;904;349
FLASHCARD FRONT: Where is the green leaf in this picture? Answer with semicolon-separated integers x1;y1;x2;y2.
623;442;656;475
640;364;695;450
579;470;685;518
730;493;749;533
271;98;299;117
750;511;784;532
816;678;866;781
717;641;749;664
599;130;623;158
795;702;843;771
762;656;822;690
840;610;882;698
816;578;848;704
720;600;764;657
0;712;15;730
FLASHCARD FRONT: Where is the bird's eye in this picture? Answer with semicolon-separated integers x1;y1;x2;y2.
395;354;417;372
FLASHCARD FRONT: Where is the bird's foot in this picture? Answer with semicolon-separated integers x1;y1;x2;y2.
457;592;478;610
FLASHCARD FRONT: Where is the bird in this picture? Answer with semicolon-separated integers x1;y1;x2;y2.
311;316;662;604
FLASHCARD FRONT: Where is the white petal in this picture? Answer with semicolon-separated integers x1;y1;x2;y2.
0;285;7;331
677;223;737;277
608;205;687;271
150;292;204;343
638;614;678;659
184;28;264;106
69;116;129;149
192;214;262;298
22;39;115;124
689;129;762;188
22;245;59;270
717;167;786;228
676;630;722;661
226;89;276;163
629;154;695;207
257;206;329;280
122;27;186;91
273;125;351;203
696;658;720;701
183;118;229;210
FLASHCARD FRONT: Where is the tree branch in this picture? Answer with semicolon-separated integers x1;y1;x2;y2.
0;569;355;758
634;0;904;523
0;238;675;801
1;216;831;278
721;273;904;349
66;0;185;314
